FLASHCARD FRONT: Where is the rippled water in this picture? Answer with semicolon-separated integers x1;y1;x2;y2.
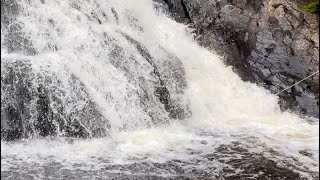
1;121;319;179
1;0;319;179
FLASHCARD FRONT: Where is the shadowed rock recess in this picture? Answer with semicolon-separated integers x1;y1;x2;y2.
1;0;191;141
155;0;319;118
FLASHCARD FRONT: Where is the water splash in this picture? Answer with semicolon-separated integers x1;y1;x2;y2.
1;0;191;139
1;0;318;179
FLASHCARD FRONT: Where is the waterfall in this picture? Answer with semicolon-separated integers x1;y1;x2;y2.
1;0;318;179
1;0;192;140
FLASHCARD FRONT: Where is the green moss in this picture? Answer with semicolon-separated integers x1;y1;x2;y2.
302;0;319;13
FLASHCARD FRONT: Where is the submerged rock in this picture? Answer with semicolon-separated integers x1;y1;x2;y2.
155;0;319;118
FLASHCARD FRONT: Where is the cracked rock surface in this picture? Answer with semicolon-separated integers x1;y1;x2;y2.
155;0;319;118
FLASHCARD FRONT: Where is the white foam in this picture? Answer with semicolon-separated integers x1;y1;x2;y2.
1;0;318;177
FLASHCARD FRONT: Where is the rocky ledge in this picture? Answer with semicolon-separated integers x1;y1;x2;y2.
155;0;319;118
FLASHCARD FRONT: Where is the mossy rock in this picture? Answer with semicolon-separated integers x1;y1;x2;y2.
302;0;319;13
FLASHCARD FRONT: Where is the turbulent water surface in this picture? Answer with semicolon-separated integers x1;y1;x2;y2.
1;0;319;179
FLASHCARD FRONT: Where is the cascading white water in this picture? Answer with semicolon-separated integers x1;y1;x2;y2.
1;0;319;179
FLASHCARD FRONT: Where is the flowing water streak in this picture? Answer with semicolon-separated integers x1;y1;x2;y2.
1;0;319;178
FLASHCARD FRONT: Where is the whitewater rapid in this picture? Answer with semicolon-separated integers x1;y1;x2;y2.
1;0;319;179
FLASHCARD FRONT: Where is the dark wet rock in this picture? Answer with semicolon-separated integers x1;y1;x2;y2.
155;86;171;108
35;85;57;137
107;32;191;122
1;0;19;22
118;33;191;120
1;60;110;141
209;143;305;179
155;0;319;118
1;0;36;55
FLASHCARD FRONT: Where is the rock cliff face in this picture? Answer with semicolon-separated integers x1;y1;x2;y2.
155;0;319;118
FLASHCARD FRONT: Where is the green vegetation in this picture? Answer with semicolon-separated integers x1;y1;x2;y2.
301;0;319;13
